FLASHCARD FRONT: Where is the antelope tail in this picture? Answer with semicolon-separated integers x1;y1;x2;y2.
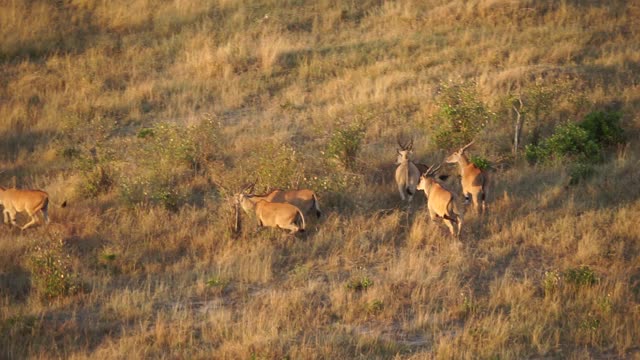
312;194;322;218
51;199;67;208
296;209;306;232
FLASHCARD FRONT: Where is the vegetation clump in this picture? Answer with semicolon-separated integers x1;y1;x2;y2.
433;81;492;149
327;120;366;171
27;237;80;300
525;110;625;184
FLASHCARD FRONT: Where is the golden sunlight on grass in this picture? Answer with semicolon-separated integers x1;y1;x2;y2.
0;0;639;358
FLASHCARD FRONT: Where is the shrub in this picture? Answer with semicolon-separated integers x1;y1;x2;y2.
27;237;80;300
525;122;600;164
327;120;366;170
564;266;597;287
119;174;184;211
543;270;561;296
579;110;624;147
469;155;491;171
525;110;624;166
250;142;302;191
568;162;595;185
433;81;492;149
80;164;115;198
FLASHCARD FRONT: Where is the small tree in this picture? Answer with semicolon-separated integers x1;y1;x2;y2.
327;120;366;170
433;81;492;149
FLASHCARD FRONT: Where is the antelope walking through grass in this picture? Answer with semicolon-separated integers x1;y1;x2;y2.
446;141;488;213
417;164;463;237
0;186;67;230
235;185;306;234
394;139;421;203
242;182;321;219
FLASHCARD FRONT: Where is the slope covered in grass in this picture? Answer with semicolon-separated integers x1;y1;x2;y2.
1;0;639;358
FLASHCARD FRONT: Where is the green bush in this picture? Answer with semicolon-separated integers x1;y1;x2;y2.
579;110;624;147
250;143;302;191
433;81;492;149
327;120;366;170
525;122;600;164
119;174;184;211
526;110;624;165
469;155;491;171
564;266;597;287
568;162;595;185
28;237;80;300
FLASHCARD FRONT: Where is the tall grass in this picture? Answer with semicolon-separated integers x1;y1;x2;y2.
1;0;639;358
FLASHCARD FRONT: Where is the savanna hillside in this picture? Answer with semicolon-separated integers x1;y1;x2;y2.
1;0;640;358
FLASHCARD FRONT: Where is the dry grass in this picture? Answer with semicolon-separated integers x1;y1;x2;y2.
1;0;639;358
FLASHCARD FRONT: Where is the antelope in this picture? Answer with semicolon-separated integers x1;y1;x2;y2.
445;141;488;213
243;183;321;219
0;186;67;230
236;185;306;234
395;139;421;202
416;164;463;237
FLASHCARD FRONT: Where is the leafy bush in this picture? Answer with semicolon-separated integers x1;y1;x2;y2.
564;266;597;287
250;143;302;191
433;81;492;149
526;110;624;165
119;174;183;211
526;122;600;164
327;120;366;170
579;110;624;147
469;155;491;171
568;162;595;185
118;115;221;210
80;164;115;198
27;237;80;300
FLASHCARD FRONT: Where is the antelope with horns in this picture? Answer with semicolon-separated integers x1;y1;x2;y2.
445;141;488;213
243;182;321;219
0;186;67;230
395;138;421;202
416;164;463;237
236;184;306;234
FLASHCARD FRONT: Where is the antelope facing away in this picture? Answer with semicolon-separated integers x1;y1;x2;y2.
416;164;463;237
236;185;306;234
395;139;421;202
243;183;321;219
445;141;488;213
0;186;67;230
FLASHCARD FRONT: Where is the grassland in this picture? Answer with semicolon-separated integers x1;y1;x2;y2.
1;0;639;358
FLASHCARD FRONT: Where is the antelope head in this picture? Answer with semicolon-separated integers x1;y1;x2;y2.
445;140;475;164
417;163;442;192
396;138;414;164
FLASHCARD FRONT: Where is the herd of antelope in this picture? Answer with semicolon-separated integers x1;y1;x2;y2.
0;140;487;237
231;139;487;237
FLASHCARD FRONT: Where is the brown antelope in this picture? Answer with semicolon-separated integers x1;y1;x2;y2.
236;187;306;234
445;141;488;213
0;186;67;230
243;183;321;219
395;139;421;202
416;164;463;237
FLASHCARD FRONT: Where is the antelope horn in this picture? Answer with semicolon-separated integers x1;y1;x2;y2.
240;182;254;192
426;163;442;176
461;140;475;151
